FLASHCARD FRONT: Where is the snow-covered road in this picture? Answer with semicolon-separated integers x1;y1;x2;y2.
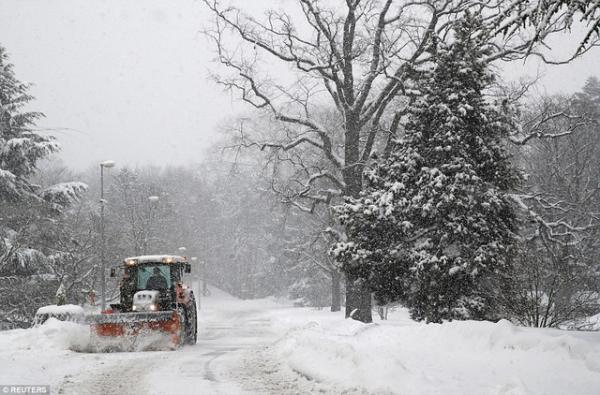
59;294;277;395
2;289;600;395
0;289;299;395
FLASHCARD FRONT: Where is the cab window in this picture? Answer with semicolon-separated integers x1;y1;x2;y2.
137;265;171;290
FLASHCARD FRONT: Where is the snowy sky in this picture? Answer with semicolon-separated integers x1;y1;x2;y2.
0;0;599;170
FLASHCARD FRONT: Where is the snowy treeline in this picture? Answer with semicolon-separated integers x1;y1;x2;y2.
2;148;338;327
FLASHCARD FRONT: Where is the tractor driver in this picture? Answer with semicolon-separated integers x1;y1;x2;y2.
146;267;168;290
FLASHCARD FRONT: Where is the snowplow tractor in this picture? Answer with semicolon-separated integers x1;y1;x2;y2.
88;255;197;351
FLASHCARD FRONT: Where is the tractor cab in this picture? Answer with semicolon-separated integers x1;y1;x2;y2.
110;255;192;312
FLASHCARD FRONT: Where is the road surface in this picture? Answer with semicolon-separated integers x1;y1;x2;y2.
0;288;318;395
57;289;293;395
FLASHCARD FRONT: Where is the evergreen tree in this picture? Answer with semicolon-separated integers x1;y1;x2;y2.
335;15;520;323
0;45;57;201
0;45;87;327
574;76;600;114
55;283;66;306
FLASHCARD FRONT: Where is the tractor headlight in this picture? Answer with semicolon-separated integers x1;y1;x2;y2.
149;304;158;311
132;305;137;311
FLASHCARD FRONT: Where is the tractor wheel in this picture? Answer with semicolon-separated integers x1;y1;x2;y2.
185;297;198;345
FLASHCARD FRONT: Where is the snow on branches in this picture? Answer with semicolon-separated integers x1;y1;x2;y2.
0;46;59;201
0;45;89;328
335;14;520;323
41;182;88;211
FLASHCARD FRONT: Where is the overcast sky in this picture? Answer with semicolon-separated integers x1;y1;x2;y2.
0;0;599;170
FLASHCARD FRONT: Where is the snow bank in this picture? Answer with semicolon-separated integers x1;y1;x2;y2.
0;319;101;391
0;318;90;352
266;309;600;395
36;304;84;316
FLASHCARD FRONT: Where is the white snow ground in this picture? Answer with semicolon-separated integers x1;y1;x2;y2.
1;289;599;395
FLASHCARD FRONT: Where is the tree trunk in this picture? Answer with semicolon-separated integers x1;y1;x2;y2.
344;272;372;323
331;270;341;312
342;114;373;323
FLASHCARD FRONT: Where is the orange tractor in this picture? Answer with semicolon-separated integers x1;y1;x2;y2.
89;255;198;351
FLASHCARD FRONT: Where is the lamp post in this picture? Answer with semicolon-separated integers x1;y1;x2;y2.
191;256;208;296
145;196;160;254
100;160;115;311
191;256;198;281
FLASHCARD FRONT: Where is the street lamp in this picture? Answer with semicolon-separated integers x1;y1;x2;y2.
145;196;160;254
100;160;116;311
191;256;198;276
191;256;208;295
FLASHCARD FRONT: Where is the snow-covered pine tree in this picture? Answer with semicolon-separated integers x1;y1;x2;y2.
55;283;66;306
0;45;57;201
335;14;520;323
0;45;88;327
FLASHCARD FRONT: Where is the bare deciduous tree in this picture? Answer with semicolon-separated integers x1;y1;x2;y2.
507;80;600;327
202;0;593;322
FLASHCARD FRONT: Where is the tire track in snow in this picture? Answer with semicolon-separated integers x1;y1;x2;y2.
58;353;155;395
56;306;281;394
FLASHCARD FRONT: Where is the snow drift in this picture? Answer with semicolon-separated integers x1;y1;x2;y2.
266;308;600;395
1;318;91;352
35;304;85;316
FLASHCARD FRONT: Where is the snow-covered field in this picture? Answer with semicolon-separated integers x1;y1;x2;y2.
1;289;599;394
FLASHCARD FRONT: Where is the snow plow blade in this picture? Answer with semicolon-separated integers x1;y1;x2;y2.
88;311;174;324
87;311;182;352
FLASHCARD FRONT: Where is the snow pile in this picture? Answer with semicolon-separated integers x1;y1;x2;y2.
1;318;91;352
36;304;85;316
267;309;600;395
